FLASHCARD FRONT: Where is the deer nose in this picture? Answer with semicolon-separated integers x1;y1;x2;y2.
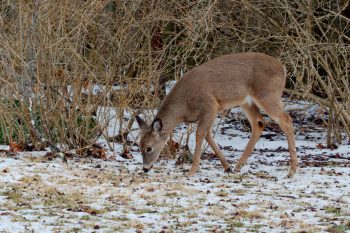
143;165;153;173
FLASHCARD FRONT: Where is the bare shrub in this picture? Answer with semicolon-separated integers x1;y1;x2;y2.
0;0;348;151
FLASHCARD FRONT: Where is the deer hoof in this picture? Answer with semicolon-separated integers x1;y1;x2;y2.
187;165;198;176
187;171;196;177
224;167;232;173
287;167;297;178
233;165;241;173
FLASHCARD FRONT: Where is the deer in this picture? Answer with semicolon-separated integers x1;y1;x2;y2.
135;52;298;177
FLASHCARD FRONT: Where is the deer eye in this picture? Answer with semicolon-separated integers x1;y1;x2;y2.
146;147;152;153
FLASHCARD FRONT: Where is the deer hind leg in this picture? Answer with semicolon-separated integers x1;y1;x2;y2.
254;97;298;177
234;103;265;172
188;111;216;176
205;131;231;171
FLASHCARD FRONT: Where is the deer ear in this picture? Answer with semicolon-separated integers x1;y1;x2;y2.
151;118;163;132
135;115;147;130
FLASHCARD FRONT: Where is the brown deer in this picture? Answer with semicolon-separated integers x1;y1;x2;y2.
136;52;297;177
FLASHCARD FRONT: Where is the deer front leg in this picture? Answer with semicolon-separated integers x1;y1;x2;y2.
187;112;216;176
187;132;205;176
205;131;231;171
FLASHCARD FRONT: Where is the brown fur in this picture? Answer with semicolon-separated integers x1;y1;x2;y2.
137;52;297;177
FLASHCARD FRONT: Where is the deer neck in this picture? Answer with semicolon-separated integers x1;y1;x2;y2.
155;97;183;138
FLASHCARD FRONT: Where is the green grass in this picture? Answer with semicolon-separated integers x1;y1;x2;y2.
326;224;350;233
325;207;342;216
80;215;91;221
230;221;244;228
134;208;156;215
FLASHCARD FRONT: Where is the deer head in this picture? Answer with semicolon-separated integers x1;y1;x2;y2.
135;115;167;173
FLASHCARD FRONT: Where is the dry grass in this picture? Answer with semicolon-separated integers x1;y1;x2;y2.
0;0;349;151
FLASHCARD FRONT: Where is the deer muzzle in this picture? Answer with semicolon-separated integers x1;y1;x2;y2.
143;165;153;173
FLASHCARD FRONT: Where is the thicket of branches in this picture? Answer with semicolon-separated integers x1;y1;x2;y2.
0;0;349;151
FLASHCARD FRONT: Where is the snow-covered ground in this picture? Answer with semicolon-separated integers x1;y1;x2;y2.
0;101;349;233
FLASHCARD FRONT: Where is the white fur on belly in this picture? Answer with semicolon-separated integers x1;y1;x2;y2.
244;95;253;106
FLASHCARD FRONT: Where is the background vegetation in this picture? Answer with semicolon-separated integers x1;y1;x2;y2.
0;0;349;152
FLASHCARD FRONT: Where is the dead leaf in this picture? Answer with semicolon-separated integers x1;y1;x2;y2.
146;187;155;192
161;139;180;160
0;212;11;216
9;142;23;152
167;140;179;152
76;148;86;155
83;79;90;89
54;69;64;79
175;146;193;165
44;152;57;161
76;144;107;159
316;143;326;149
64;152;74;159
120;148;133;159
92;143;107;159
24;143;37;151
79;205;97;215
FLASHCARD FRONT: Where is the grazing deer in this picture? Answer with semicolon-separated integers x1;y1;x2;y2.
136;52;297;177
